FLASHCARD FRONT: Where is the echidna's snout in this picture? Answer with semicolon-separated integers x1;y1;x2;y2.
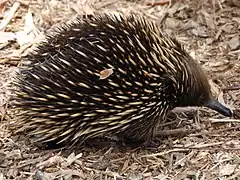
205;100;232;117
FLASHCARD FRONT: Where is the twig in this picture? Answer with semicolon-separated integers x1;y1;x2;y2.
226;170;240;180
0;0;8;8
141;148;189;158
208;118;240;123
171;107;198;114
111;157;127;163
223;85;240;91
209;157;234;171
216;0;223;9
95;0;119;10
174;151;194;167
16;153;53;169
84;167;123;178
145;0;170;6
172;145;240;151
190;126;240;137
191;141;224;148
156;128;199;136
228;49;240;55
0;1;21;30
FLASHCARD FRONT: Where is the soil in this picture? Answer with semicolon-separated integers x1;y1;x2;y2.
0;0;239;179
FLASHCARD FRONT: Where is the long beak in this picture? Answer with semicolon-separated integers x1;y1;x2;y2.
205;100;232;117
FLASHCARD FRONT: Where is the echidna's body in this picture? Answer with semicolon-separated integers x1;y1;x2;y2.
11;14;232;147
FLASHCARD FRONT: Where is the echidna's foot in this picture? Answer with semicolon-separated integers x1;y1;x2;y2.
141;140;160;149
105;135;124;147
35;140;68;150
33;137;84;150
83;135;126;149
121;137;159;149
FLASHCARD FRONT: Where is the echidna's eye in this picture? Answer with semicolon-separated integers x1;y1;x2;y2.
198;94;205;104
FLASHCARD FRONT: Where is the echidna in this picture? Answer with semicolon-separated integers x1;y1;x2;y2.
11;14;232;148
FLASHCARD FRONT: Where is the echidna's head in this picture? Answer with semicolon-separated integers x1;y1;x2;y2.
176;54;232;117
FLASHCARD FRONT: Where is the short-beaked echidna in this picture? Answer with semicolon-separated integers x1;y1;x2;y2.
11;14;232;147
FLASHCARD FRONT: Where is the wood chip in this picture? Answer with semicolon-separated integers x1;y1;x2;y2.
99;68;114;79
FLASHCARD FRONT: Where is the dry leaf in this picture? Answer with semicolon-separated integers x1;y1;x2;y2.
92;159;111;170
61;152;82;168
209;79;220;97
99;68;113;79
219;164;236;176
0;1;20;30
200;10;215;30
191;26;210;37
165;17;182;29
15;10;41;47
36;155;65;169
228;36;240;50
0;173;4;180
121;159;129;172
0;32;15;43
153;174;169;180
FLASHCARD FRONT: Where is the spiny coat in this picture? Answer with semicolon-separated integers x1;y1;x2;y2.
11;14;231;148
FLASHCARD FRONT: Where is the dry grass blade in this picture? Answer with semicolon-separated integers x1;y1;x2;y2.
141;148;189;158
0;2;20;30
